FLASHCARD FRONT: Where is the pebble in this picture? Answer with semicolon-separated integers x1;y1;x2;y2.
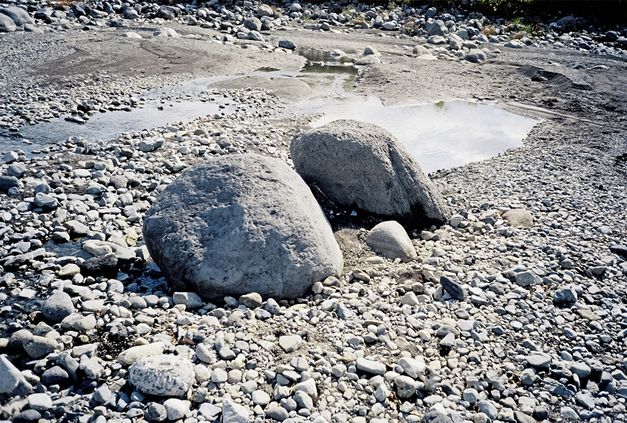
0;355;22;394
129;355;195;397
221;398;249;423
163;398;191;420
118;342;165;365
278;335;303;353
27;393;53;411
0;3;624;423
356;357;386;375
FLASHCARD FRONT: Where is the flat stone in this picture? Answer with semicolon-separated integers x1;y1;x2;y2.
117;342;164;366
129;354;195;397
79;253;118;277
515;271;541;287
502;209;534;227
0;175;19;193
293;378;318;400
27;393;52;411
163;398;190;420
252;390;270;406
398;357;426;379
440;275;466;300
553;286;578;306
58;263;81;278
173;292;204;309
239;292;263;308
356;357;386;375
266;402;289;421
526;353;551;370
61;313;97;332
0;355;21;394
24;336;58;359
221;398;249;423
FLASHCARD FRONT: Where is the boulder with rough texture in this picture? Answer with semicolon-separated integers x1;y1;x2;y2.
143;154;343;300
129;355;195;397
366;221;417;262
291;120;448;225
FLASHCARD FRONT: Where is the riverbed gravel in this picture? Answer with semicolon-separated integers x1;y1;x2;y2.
0;1;626;422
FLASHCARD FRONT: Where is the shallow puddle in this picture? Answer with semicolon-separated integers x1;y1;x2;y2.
1;67;538;173
14;100;226;147
307;97;539;173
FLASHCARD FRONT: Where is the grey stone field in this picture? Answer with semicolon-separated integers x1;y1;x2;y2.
0;1;626;422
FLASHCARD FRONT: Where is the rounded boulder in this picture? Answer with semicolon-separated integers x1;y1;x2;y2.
143;153;343;299
290;119;448;226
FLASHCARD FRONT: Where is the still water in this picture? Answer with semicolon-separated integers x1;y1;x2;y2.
1;66;538;172
308;97;539;173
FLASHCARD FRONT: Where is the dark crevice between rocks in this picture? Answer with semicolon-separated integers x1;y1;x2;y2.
309;183;442;233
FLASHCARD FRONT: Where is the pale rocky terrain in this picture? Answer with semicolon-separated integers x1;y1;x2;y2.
0;1;626;423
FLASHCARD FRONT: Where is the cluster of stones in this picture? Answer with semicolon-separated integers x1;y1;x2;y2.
2;95;626;422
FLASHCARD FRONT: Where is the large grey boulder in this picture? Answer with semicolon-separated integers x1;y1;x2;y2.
290;120;448;225
143;154;343;300
0;7;33;27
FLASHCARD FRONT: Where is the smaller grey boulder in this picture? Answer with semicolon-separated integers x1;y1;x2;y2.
291;120;448;225
129;355;195;397
366;221;417;262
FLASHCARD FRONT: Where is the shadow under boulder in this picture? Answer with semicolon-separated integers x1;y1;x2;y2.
143;153;343;300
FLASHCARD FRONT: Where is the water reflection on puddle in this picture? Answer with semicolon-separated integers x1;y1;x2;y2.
15;100;225;146
307;97;539;173
0;64;538;173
